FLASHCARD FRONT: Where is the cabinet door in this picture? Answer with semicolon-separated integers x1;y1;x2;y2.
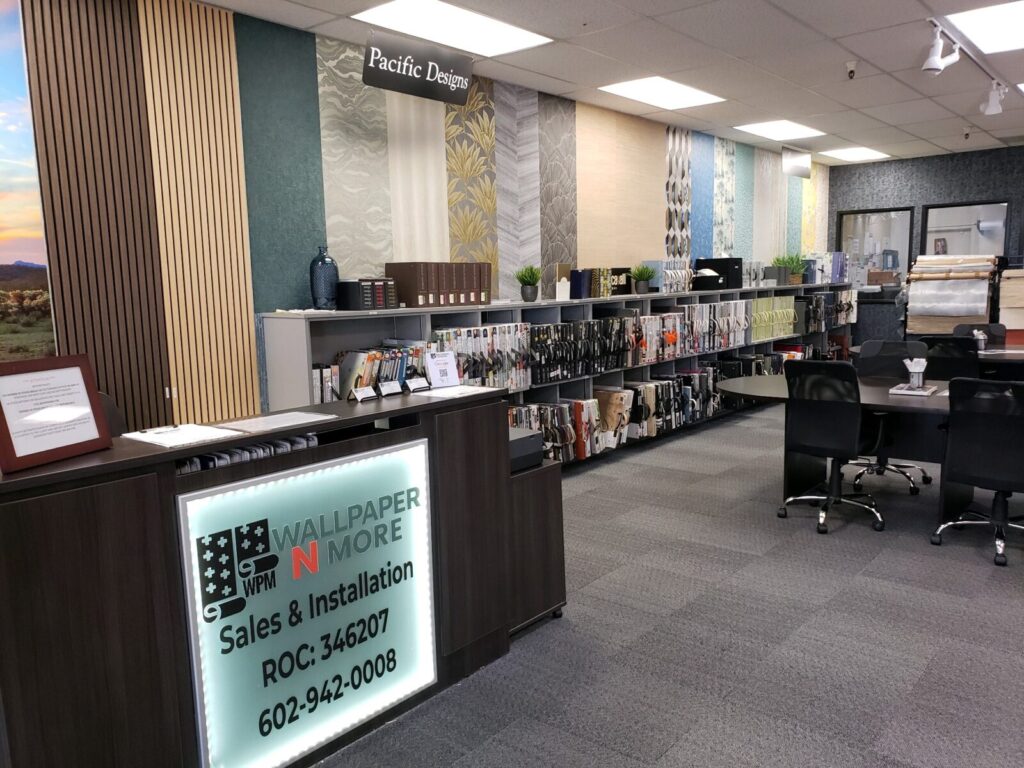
433;401;511;654
508;461;566;631
0;473;194;768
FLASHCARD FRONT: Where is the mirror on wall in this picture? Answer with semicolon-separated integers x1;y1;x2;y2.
922;202;1008;257
837;208;913;288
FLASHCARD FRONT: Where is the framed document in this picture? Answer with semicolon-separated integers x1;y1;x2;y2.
0;355;111;473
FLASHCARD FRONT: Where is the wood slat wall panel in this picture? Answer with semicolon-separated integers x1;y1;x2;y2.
138;0;259;424
21;0;173;431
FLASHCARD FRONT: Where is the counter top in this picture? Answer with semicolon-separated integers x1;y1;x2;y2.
0;387;507;495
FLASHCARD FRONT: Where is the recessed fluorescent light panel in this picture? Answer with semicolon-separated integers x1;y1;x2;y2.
1018;83;1024;94
353;0;551;57
599;77;724;110
734;121;825;141
820;147;890;162
946;1;1024;54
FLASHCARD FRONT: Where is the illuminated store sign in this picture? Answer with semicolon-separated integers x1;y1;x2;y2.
361;29;472;106
178;441;436;768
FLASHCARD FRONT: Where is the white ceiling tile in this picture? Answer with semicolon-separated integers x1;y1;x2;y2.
216;0;336;28
740;85;846;116
290;0;378;14
644;110;716;130
921;0;997;13
861;98;954;125
990;127;1024;144
782;134;849;152
767;0;930;38
471;60;577;95
839;22;937;73
564;88;663;115
622;0;719;14
570;19;732;73
680;100;783;124
902;116;981;138
800;110;888;133
749;40;881;88
309;14;375;42
971;108;1024;132
455;0;640;38
666;59;793;100
929;131;1004;151
659;0;823;59
834;125;920;144
891;64;995;97
872;139;948;157
495;43;645;87
817;74;923;109
988;50;1024;82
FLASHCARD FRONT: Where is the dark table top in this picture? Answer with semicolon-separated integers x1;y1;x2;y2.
718;375;951;415
850;344;1024;362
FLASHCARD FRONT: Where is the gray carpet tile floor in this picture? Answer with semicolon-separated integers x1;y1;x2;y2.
320;404;1024;768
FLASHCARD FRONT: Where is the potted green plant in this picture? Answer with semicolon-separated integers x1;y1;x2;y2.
630;263;656;295
514;265;542;302
772;254;807;285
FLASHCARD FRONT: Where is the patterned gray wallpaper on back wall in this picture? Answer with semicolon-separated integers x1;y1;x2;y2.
317;38;392;278
538;94;577;298
828;146;1024;258
495;82;541;300
665;127;691;261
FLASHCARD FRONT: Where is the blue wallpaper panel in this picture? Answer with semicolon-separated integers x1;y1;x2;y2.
734;143;754;261
786;175;803;256
690;131;714;261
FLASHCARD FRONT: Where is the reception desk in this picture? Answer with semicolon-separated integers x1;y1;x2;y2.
0;389;546;768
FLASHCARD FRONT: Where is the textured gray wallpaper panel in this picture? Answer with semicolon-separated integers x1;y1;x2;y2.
828;146;1024;258
538;94;577;298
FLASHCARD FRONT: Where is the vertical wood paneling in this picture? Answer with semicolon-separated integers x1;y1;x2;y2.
138;0;259;424
21;0;172;431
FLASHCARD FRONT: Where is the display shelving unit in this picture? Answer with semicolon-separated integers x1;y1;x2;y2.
261;282;852;412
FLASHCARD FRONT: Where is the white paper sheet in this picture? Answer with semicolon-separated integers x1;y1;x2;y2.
410;385;501;399
122;424;242;448
0;367;99;457
221;411;336;433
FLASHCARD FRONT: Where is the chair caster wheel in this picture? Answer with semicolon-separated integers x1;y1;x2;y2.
872;520;885;532
816;523;828;534
909;486;920;496
777;507;788;518
874;467;885;476
995;554;1008;567
552;608;563;618
930;534;942;546
922;475;933;485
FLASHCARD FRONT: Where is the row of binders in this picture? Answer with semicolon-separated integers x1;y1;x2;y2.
508;355;789;464
430;323;531;391
313;344;427;402
177;433;319;475
385;261;492;308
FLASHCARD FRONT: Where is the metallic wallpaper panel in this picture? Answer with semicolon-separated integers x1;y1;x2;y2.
538;93;577;297
713;136;736;258
753;148;786;264
733;142;755;261
665;127;691;262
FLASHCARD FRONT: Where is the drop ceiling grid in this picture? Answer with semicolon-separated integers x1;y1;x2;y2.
212;0;1024;159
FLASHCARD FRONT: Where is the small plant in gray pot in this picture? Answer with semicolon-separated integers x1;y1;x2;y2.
631;263;656;295
515;265;541;302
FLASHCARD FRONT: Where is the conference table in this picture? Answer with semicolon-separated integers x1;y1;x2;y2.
717;374;973;524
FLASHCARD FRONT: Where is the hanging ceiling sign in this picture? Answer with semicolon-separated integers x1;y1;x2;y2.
362;29;472;106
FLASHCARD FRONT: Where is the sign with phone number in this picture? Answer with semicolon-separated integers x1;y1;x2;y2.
178;441;437;768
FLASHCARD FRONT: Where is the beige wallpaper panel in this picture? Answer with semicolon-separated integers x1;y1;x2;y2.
576;103;665;268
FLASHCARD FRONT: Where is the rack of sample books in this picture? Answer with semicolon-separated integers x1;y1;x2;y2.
262;281;851;411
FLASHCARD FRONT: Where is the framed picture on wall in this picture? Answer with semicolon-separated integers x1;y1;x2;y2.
933;238;948;255
0;355;111;473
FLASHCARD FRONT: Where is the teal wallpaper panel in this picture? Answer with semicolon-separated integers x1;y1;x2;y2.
786;175;803;257
235;15;326;314
713;137;735;257
733;143;754;261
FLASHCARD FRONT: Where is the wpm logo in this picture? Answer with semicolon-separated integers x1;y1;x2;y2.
196;519;279;622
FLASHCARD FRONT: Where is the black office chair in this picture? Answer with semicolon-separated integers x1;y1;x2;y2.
851;340;933;494
953;323;1007;345
920;336;980;380
98;392;128;438
930;379;1024;566
779;360;885;534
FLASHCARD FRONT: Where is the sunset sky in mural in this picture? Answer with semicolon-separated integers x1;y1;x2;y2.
0;0;46;267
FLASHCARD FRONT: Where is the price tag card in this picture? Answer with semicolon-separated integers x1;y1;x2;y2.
351;386;378;402
425;351;459;389
403;377;429;393
377;381;403;397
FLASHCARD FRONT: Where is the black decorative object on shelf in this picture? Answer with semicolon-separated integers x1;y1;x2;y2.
309;246;338;310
